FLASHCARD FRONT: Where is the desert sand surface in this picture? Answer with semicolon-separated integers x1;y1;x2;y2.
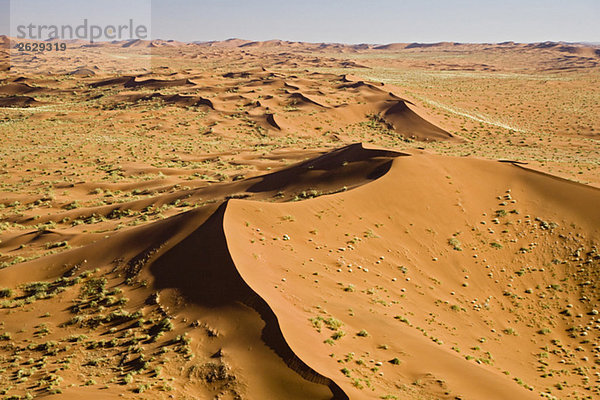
0;37;599;400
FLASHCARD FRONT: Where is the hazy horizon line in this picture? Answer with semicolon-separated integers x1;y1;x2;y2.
2;34;599;47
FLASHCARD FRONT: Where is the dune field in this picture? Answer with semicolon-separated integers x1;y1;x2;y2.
0;37;599;400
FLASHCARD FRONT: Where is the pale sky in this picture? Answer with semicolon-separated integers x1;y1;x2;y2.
1;0;599;44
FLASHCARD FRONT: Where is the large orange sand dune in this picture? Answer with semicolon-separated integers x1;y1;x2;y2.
1;145;599;399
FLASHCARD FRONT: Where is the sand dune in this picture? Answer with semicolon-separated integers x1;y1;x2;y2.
84;68;456;142
121;39;153;48
0;95;42;107
287;92;328;109
382;101;457;141
8;144;398;230
112;92;214;108
0;82;46;95
1;144;599;399
68;68;96;76
89;76;136;88
125;78;195;90
90;76;194;89
373;43;409;50
333;99;459;142
225;148;600;399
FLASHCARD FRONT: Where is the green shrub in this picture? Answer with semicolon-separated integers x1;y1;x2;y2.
448;238;462;251
331;330;346;340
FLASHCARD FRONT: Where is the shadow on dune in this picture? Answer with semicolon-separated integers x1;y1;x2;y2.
246;143;406;193
382;100;458;141
148;202;349;400
0;95;42;107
